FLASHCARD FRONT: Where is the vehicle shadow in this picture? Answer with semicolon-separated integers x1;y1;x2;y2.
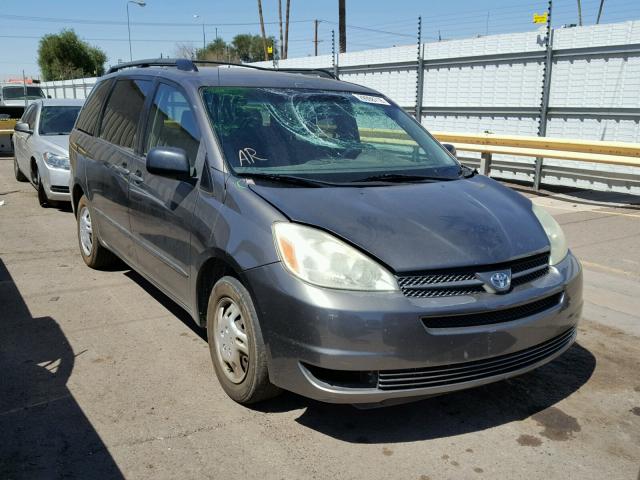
254;342;595;444
0;259;124;478
124;270;207;341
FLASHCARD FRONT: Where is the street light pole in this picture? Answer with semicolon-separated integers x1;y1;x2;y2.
127;0;146;62
194;14;206;50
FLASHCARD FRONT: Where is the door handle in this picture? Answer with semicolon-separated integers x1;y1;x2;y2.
114;165;130;175
130;170;144;184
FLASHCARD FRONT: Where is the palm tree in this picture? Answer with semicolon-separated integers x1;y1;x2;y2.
257;0;268;60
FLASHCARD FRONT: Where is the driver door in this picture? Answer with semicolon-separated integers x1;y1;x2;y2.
128;82;202;304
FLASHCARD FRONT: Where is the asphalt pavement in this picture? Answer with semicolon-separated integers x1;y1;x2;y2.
0;156;638;480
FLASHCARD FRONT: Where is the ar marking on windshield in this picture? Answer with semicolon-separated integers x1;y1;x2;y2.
239;148;268;166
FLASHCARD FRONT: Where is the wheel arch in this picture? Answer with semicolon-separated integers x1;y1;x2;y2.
72;183;84;217
195;251;246;328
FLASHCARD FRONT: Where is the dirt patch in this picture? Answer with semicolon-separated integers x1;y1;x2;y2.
532;407;581;441
517;434;543;447
382;447;393;456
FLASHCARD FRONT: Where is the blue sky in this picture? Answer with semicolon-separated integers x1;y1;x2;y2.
1;0;639;78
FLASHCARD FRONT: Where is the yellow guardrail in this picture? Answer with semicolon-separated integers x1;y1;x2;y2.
0;118;17;136
359;128;640;176
432;131;640;170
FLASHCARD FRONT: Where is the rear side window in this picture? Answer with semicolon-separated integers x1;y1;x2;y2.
75;79;113;136
99;79;152;149
145;83;200;168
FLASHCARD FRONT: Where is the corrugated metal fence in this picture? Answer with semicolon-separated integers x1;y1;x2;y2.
41;21;640;194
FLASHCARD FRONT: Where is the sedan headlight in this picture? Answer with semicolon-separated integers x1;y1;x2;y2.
43;152;70;170
273;222;398;291
532;204;568;265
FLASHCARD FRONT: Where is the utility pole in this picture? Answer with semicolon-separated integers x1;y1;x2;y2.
314;19;319;56
284;0;291;59
257;0;268;61
596;0;605;24
339;0;346;53
278;0;284;60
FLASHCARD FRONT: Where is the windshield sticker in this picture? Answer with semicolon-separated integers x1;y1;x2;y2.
239;148;268;166
352;93;390;106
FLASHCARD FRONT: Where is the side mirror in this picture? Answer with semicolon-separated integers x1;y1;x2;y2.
146;146;191;179
443;143;457;158
14;122;32;134
47;95;52;99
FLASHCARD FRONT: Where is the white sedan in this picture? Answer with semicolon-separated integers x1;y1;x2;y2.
13;99;84;206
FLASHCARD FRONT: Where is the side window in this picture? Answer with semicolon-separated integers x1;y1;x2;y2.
145;83;200;168
99;79;152;149
75;79;113;136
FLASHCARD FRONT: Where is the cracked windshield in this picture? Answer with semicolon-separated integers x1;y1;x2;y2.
201;87;460;183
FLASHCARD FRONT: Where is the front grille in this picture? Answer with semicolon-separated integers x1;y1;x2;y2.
397;252;550;298
50;185;70;193
422;292;563;329
377;327;575;390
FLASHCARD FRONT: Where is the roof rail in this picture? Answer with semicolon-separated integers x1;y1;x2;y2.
192;60;337;79
106;58;196;75
106;58;337;79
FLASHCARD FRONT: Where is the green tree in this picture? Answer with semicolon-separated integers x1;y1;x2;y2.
231;34;276;63
38;29;107;81
196;38;230;61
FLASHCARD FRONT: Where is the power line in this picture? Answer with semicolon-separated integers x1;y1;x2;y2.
0;14;314;28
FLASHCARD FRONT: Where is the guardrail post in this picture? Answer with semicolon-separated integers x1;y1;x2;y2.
480;152;492;176
415;16;425;122
535;1;554;191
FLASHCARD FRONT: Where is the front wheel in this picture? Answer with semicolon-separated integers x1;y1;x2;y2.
76;195;118;269
37;176;48;207
207;276;280;404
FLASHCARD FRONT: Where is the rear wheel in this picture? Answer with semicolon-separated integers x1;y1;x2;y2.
207;276;280;404
13;157;27;182
76;195;118;269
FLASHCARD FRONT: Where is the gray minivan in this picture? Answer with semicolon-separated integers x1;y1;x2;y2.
69;59;582;406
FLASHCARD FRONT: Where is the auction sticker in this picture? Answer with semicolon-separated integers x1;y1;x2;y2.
352;93;390;105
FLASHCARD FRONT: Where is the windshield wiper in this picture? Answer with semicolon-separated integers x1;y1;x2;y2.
353;173;454;183
236;172;337;187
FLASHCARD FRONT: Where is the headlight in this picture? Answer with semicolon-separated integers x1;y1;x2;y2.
273;222;398;291
43;152;69;170
532;204;568;265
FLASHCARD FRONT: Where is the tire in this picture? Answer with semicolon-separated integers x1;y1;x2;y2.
76;195;118;269
14;157;27;182
37;178;49;207
207;276;281;404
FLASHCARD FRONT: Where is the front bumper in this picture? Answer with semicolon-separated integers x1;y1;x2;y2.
40;162;71;202
245;252;583;404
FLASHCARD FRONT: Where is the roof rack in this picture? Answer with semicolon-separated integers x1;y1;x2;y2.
106;58;196;74
106;58;337;79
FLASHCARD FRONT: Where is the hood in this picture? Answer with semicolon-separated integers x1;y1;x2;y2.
249;175;550;273
39;135;70;155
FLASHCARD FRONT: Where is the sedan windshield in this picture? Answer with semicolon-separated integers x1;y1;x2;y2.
2;86;45;101
39;106;82;135
201;87;460;183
